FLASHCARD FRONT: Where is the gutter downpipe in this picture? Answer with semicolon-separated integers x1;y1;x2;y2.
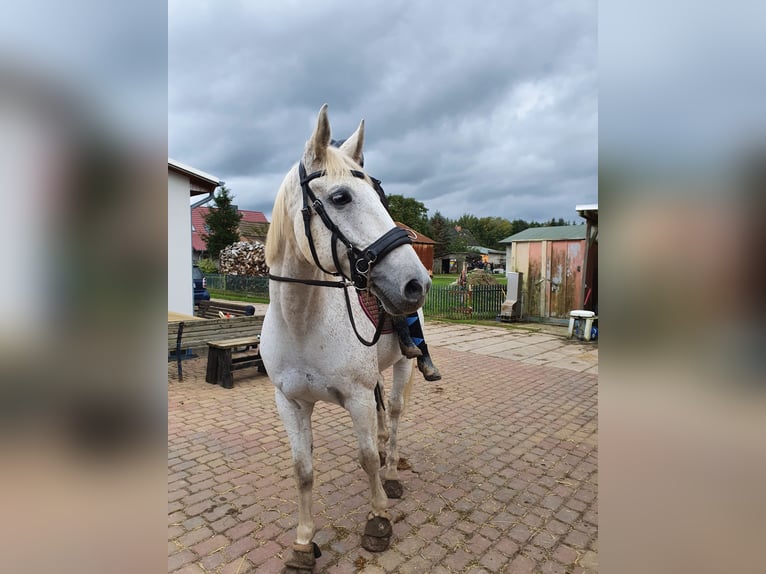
191;181;223;210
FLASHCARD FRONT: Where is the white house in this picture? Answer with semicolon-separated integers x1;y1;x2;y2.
168;159;222;316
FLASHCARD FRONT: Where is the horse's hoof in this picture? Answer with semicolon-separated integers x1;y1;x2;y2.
361;516;392;552
282;543;320;572
383;479;403;499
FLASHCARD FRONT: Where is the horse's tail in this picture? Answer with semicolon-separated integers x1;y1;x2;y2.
402;360;417;416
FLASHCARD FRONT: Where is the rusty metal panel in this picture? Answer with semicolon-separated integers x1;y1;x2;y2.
547;240;585;318
507;239;586;320
567;241;585;312
526;242;542;318
412;243;434;274
548;241;568;318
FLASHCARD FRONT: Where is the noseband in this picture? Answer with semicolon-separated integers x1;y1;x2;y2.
268;161;413;346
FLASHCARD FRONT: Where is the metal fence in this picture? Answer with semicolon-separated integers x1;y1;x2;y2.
205;275;505;320
423;284;506;320
205;274;269;297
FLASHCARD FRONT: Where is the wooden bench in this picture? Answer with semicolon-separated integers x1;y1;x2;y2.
196;300;255;319
168;314;265;380
205;336;266;389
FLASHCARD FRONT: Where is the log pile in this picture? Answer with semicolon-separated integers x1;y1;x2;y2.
218;241;268;276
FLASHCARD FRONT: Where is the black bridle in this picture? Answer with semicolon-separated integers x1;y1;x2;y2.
268;161;413;346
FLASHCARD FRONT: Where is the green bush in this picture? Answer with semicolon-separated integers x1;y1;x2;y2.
197;258;218;274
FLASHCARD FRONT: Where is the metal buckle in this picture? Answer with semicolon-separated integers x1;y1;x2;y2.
355;258;370;275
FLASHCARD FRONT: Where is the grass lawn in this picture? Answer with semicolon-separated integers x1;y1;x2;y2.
207;288;269;304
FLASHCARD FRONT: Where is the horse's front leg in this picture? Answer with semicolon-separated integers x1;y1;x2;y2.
382;357;415;499
275;390;320;572
375;375;390;467
347;393;393;553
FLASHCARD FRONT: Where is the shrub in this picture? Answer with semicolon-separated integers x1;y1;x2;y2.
197;257;218;274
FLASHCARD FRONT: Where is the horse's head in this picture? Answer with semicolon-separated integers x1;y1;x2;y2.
267;104;430;315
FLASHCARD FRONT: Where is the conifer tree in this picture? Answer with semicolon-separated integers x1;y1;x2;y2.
202;187;242;258
429;212;452;258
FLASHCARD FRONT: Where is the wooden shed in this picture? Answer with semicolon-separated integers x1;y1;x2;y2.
500;224;592;322
395;222;435;275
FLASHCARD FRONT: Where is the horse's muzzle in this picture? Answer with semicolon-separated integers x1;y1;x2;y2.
403;278;429;305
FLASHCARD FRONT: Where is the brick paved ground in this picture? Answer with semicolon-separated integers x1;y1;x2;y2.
168;331;598;573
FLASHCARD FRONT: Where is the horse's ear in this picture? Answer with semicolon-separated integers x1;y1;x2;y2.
307;103;331;164
339;120;365;165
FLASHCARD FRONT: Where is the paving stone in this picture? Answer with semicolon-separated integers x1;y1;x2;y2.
168;549;196;571
580;550;598;570
172;564;206;574
168;322;597;573
177;526;213;549
564;528;592;549
552;543;579;565
508;554;537;574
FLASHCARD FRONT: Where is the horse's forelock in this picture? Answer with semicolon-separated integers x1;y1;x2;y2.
323;145;360;179
266;148;367;266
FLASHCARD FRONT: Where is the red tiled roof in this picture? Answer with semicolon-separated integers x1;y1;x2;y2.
191;207;269;252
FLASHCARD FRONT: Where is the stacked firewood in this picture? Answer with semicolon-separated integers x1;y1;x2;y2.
218;241;269;276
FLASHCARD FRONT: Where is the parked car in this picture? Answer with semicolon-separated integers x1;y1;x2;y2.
193;265;210;303
493;268;505;274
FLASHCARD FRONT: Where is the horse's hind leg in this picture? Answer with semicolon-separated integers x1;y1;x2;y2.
347;396;392;552
382;357;414;499
275;390;320;572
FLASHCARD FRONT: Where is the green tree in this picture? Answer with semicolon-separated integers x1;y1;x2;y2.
429;211;451;258
387;194;429;233
475;216;515;249
455;214;479;234
448;227;472;253
202;186;242;258
509;218;531;235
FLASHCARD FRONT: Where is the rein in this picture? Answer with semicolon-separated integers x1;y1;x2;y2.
268;161;412;347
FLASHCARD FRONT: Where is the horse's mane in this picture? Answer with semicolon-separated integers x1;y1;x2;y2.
265;146;361;266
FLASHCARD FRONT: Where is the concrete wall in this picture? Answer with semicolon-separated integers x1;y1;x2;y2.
168;171;193;316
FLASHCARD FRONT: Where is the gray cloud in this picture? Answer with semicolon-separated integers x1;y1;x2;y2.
169;0;597;221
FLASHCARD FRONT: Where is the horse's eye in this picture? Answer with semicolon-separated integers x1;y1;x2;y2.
330;189;352;206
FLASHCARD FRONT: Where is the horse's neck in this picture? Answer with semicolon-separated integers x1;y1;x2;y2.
269;254;401;369
269;256;349;329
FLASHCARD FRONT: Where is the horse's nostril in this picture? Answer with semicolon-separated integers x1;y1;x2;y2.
404;279;424;301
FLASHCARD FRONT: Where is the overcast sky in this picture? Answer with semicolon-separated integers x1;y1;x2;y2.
169;0;597;222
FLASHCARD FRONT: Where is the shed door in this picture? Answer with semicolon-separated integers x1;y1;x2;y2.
547;240;584;318
525;242;542;318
